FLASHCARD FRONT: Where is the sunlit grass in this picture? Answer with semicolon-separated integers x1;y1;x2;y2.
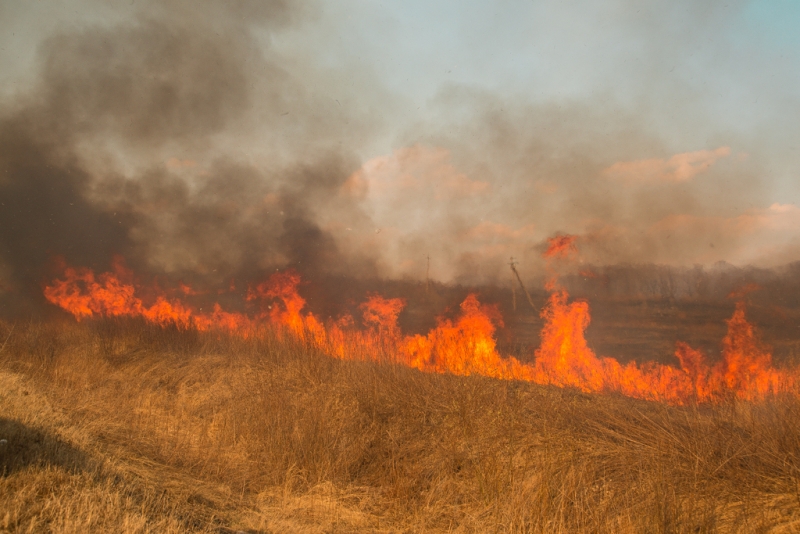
1;318;799;532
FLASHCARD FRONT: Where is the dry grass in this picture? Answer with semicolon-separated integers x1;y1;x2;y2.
1;318;800;533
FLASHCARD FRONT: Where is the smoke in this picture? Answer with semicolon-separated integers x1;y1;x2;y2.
0;115;134;308
340;90;777;284
0;0;385;311
0;0;797;313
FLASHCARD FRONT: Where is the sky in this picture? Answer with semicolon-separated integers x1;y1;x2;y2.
0;0;798;294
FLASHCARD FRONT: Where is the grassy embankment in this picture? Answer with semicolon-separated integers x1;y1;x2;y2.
1;318;799;533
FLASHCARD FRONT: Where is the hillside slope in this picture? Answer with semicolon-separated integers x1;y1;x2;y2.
1;320;800;532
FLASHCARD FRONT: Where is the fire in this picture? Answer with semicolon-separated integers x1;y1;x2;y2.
360;294;405;337
544;234;578;259
247;270;307;334
726;282;762;300
716;301;784;399
44;258;195;328
402;294;530;380
674;342;711;402
43;258;799;405
532;290;604;392
530;289;796;403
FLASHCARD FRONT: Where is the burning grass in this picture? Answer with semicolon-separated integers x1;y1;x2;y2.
1;319;800;532
42;261;800;404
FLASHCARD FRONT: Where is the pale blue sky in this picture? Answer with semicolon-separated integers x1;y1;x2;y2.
264;1;800;198
2;1;797;160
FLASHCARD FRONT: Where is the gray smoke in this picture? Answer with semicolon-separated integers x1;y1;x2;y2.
0;0;796;314
0;0;384;311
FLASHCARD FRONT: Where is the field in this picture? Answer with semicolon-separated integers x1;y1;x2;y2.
2;318;800;533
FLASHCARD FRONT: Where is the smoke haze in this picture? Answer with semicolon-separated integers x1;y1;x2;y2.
0;0;798;310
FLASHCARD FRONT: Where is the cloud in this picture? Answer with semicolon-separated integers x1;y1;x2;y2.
651;203;800;236
518;202;800;272
345;145;490;200
603;146;731;182
1;1;797;299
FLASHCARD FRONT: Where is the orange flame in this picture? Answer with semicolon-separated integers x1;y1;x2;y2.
531;291;796;403
44;258;250;331
360;294;406;337
43;258;799;404
532;290;604;391
716;301;784;399
544;234;578;259
402;294;530;379
247;270;306;334
44;260;189;326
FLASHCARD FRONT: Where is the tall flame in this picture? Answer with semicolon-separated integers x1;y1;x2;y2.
360;294;405;338
247;270;307;334
43;258;798;404
532;290;604;391
403;294;530;380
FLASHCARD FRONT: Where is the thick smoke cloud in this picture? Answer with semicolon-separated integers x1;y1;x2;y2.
0;0;382;311
339;89;777;285
0;0;797;313
0;115;134;311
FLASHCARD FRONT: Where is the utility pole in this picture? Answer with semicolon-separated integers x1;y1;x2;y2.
510;257;516;311
426;254;430;294
509;257;535;310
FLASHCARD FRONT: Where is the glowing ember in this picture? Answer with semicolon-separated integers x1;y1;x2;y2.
44;258;799;404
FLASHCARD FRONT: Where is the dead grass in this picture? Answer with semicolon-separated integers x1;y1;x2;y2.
1;318;800;532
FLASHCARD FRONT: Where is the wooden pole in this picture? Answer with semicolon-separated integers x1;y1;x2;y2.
426;254;430;294
509;257;535;310
510;258;516;311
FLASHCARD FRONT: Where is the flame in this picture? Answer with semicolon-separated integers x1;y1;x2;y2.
674;342;711;402
247;270;306;334
360;294;406;337
530;290;796;403
44;257;251;331
43;259;192;327
43;258;799;404
402;294;530;379
544;234;578;259
716;301;784;399
532;290;604;391
543;234;579;291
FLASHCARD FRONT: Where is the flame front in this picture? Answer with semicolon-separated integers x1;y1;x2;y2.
403;294;530;380
43;259;799;404
44;259;194;328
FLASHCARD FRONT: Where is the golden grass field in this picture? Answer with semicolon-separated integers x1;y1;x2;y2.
1;318;800;533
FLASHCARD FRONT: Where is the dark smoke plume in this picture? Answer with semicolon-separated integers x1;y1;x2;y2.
0;0;796;315
0;0;381;313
